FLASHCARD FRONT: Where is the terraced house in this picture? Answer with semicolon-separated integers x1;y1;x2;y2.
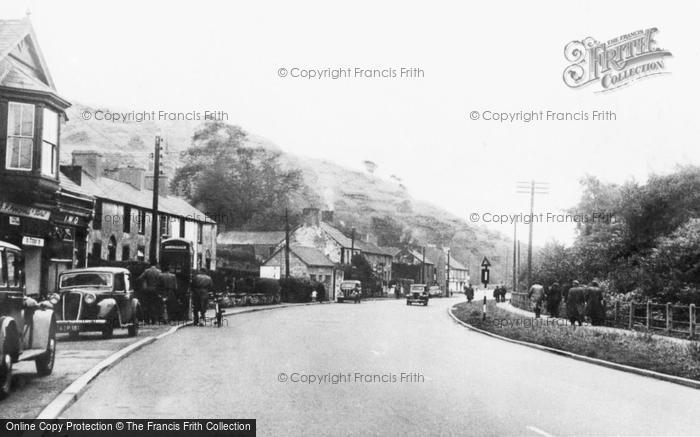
60;150;217;270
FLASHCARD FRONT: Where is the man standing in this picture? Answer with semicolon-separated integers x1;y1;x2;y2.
566;280;586;327
528;284;545;318
499;285;507;303
158;265;178;322
137;263;162;324
545;281;562;317
585;281;605;326
466;284;474;303
192;268;213;326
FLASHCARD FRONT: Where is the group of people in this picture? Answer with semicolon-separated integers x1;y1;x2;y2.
492;285;508;302
136;263;213;326
528;280;605;326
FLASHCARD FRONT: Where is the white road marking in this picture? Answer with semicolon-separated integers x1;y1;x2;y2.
527;425;556;437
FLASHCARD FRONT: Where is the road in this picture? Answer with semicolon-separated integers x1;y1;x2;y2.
62;297;700;436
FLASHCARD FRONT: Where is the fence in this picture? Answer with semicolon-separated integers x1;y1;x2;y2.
509;292;698;339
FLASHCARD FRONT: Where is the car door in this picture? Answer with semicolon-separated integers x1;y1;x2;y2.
113;272;130;325
1;249;25;342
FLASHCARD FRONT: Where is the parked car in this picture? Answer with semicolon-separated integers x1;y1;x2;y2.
427;285;443;298
337;280;362;303
0;240;57;399
56;267;140;339
406;284;429;306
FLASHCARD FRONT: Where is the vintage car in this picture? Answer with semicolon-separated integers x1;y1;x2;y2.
428;285;443;298
337;280;362;303
406;284;429;306
0;241;57;399
56;267;140;339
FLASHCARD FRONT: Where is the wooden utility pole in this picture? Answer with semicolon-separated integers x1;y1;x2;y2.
149;135;162;265
421;247;426;284
516;180;549;289
512;221;517;292
284;208;290;279
446;249;451;296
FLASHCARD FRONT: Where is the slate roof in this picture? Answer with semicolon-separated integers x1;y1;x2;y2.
218;231;285;246
355;240;394;257
68;169;215;224
448;258;468;271
265;245;335;268
319;222;354;248
0;17;57;93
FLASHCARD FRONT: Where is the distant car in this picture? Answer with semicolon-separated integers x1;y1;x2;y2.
337;280;362;303
0;240;57;399
406;284;429;306
56;267;140;339
427;286;442;298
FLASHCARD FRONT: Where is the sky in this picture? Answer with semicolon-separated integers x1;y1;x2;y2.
2;0;699;245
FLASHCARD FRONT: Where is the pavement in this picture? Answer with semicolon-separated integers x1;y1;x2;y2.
60;296;700;436
497;298;695;346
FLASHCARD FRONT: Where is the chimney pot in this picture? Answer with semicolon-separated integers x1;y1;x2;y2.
302;207;320;227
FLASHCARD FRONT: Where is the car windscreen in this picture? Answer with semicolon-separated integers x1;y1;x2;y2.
410;286;425;292
60;272;113;288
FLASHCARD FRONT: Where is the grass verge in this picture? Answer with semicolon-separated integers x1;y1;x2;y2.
452;301;700;381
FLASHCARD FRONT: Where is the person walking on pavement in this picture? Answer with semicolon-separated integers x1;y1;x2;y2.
192;268;213;326
137;262;162;324
158;265;178;323
585;281;605;326
528;284;545;318
465;284;474;303
498;285;507;303
545;281;562;317
566;280;586;327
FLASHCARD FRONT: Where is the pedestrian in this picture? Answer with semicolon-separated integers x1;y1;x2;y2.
528;284;545;318
493;286;500;302
585;281;605;326
395;283;401;299
158;265;178;323
566;280;586;327
137;262;162;324
192;268;213;326
498;285;507;303
545;281;562;318
466;284;474;303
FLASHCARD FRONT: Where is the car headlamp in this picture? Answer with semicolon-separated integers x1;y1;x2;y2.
49;293;60;305
84;293;97;305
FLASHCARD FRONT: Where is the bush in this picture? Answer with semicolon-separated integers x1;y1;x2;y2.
255;278;281;297
279;277;314;303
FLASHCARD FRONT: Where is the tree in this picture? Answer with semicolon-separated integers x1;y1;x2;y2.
171;122;303;230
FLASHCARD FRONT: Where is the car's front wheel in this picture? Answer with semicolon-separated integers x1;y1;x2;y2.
35;326;56;376
0;352;12;399
102;321;114;340
127;318;139;337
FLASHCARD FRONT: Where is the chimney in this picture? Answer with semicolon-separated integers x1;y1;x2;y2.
71;150;103;178
145;174;169;196
60;165;82;186
302;207;320;227
321;210;334;224
113;166;145;190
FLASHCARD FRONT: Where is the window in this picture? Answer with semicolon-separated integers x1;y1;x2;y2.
93;200;102;230
41;108;58;177
122;245;130;261
160;214;170;237
197;223;203;244
108;235;117;261
6;251;24;288
92;242;102;260
310;274;317;282
6;102;35;170
179;218;185;238
0;251;5;286
138;210;146;234
114;273;125;292
137;245;145;262
123;205;131;233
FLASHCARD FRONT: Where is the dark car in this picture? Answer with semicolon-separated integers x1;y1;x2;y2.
406;284;429;306
337;280;362;303
56;267;140;339
0;241;57;399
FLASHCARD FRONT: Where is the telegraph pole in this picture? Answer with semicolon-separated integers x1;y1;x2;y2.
512;221;517;292
516;180;549;289
149;135;162;265
284;208;290;279
421;246;426;284
446;249;451;297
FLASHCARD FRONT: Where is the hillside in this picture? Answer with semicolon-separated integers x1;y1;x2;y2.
60;102;513;280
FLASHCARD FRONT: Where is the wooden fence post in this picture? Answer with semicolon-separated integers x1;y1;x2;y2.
646;301;651;330
629;302;634;330
614;301;620;326
690;304;696;339
666;302;672;332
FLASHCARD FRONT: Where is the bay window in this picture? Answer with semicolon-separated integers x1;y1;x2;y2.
5;102;35;170
41;108;59;177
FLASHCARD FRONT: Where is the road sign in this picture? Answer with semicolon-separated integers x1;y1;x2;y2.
481;257;491;267
480;268;489;286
